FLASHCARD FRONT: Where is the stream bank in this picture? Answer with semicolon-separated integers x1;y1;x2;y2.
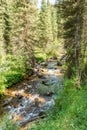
0;60;63;129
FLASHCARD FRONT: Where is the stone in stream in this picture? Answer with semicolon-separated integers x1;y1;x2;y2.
19;113;39;126
40;62;48;67
34;97;40;107
2;97;13;107
39;110;46;118
3;105;12;111
57;60;62;66
17;94;23;100
48;62;57;69
0;60;63;127
24;85;32;93
41;79;49;85
42;99;55;110
37;73;45;78
45;91;54;96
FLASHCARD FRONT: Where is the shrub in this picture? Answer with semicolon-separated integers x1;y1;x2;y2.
27;79;87;130
0;57;25;94
0;116;20;130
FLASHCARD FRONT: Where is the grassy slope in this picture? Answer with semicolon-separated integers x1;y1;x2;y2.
0;58;25;94
28;79;87;130
0;79;87;130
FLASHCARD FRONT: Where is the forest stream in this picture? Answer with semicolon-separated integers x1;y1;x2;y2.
0;60;63;129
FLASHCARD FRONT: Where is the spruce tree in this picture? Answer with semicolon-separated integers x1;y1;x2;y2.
11;0;39;68
39;0;53;50
51;4;58;42
1;0;12;55
59;0;85;85
0;0;4;63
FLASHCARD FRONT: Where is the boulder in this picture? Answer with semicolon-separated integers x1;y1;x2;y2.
42;99;55;110
40;62;48;67
45;91;54;96
3;97;13;107
57;60;62;66
39;110;46;118
37;73;45;78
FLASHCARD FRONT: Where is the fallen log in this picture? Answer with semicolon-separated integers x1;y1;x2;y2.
20;115;45;127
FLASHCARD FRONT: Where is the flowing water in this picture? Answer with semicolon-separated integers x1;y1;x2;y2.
0;60;63;128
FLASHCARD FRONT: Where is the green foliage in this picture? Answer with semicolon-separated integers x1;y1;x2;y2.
0;76;6;94
36;84;60;95
28;79;87;130
0;115;19;130
60;0;86;81
0;56;25;94
35;51;46;63
35;57;45;63
38;0;58;51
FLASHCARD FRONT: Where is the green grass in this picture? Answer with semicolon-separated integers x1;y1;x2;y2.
0;115;20;130
36;84;60;95
0;77;87;130
35;41;62;63
35;50;47;63
0;57;26;94
27;79;87;130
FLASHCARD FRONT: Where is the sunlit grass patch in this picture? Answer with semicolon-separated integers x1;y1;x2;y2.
27;79;87;130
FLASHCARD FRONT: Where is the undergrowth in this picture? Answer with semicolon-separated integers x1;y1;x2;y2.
0;79;87;130
0;56;26;94
27;79;87;130
0;115;20;130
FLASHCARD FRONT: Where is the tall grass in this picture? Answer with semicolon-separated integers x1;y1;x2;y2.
27;79;87;130
0;56;26;94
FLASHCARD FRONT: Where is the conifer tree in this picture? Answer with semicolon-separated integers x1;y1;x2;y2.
51;4;58;42
0;0;4;63
39;0;53;49
81;0;87;81
11;0;39;67
58;0;85;85
1;0;11;55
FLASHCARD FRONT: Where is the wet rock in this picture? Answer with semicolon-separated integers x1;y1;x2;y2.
34;97;40;107
33;107;41;113
45;91;54;96
57;60;62;66
37;73;44;78
27;85;32;89
42;99;55;110
40;62;47;67
0;60;63;127
3;97;13;107
52;56;58;60
19;113;39;126
60;69;65;73
26;68;34;76
48;62;57;69
25;85;32;92
32;79;38;85
42;79;48;85
17;94;23;100
3;105;12;111
39;110;46;118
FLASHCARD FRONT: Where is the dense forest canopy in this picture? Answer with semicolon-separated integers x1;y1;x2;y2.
0;0;87;130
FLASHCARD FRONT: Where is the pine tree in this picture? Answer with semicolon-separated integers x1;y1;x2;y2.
59;0;85;85
11;0;39;68
39;0;53;49
81;0;87;82
0;0;4;63
1;0;12;56
51;4;58;42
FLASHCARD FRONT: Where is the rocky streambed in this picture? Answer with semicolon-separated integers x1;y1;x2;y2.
0;60;63;128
